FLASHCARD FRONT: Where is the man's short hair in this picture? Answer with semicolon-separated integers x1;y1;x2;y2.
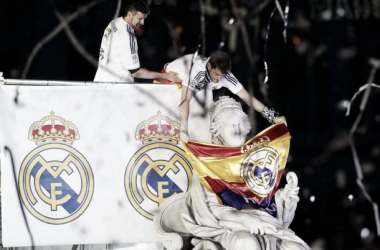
125;0;150;16
209;52;231;74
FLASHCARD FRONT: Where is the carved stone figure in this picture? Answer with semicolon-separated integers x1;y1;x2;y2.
155;96;310;250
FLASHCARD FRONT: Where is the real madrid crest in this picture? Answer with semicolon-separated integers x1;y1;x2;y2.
18;112;94;224
125;111;193;220
241;147;279;197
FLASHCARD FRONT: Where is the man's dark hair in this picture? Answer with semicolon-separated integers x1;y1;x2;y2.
125;0;150;16
209;52;231;74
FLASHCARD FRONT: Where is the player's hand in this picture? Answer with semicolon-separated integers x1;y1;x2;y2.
180;131;190;143
274;116;287;126
165;72;181;84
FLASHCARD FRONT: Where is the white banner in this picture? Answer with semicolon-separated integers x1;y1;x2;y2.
0;84;212;247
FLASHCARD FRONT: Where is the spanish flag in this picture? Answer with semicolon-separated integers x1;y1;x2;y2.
183;123;290;215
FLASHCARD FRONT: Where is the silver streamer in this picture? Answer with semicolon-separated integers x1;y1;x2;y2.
199;0;206;56
113;0;122;20
263;0;289;85
274;0;289;43
263;8;277;85
347;58;380;236
345;83;380;117
247;0;272;18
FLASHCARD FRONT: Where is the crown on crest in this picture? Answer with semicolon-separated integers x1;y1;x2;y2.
28;111;80;146
135;111;181;145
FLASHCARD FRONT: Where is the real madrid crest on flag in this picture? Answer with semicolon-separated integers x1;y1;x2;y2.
18;112;94;224
125;111;193;220
241;141;279;198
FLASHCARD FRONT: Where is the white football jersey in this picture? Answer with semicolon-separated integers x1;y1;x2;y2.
94;17;140;82
166;54;243;94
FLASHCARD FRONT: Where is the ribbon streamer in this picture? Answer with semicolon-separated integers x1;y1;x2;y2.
347;58;380;236
263;8;277;84
274;0;290;43
345;83;380;116
263;0;290;85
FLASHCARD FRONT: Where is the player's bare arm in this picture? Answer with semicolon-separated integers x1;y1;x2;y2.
236;88;287;126
132;68;181;82
179;86;193;142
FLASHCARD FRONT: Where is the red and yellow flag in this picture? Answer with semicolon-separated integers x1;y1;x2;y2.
184;123;290;214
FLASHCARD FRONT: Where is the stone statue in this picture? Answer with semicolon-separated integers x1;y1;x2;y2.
155;96;310;250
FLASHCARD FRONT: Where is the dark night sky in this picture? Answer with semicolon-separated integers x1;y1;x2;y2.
1;0;380;249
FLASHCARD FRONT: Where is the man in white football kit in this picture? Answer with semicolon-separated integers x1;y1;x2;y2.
94;0;179;83
162;52;287;142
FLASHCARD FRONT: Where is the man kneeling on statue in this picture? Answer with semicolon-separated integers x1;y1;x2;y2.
155;96;310;250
